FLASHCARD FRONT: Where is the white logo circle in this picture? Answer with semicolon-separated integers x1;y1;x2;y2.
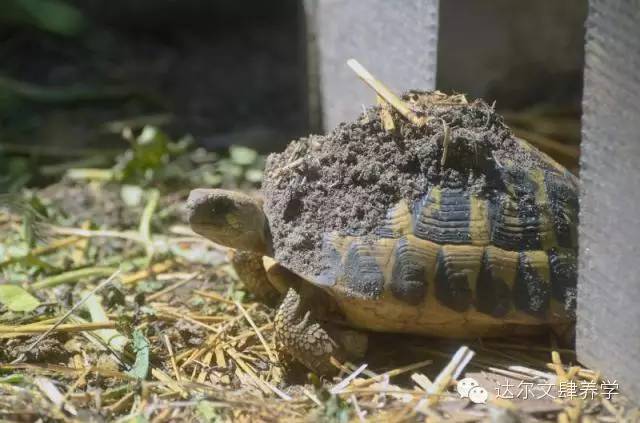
457;377;479;398
468;386;489;404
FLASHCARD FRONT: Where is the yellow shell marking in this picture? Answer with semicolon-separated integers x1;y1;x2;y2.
469;194;491;245
529;168;558;250
386;199;414;237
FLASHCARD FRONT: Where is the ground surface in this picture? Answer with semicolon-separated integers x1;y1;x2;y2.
0;125;637;422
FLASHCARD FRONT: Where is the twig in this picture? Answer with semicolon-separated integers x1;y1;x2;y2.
331;363;368;394
31;267;118;290
121;260;175;285
301;387;322;406
49;226;145;243
226;348;292;400
486;367;540;382
377;95;396;131
147;273;199;302
350;394;366;422
196;351;214;383
0;321;116;335
154;305;222;334
352;358;433;388
440;119;451;167
65;168;115;181
152;368;188;397
425;346;475;406
411;373;433;391
235;301;277;363
2;363;131;379
507;365;556;381
0;236;82;268
164;335;181;384
347;59;428;127
57;368;91;416
195;290;235;305
104;391;135;415
35;377;78;416
12;270;120;363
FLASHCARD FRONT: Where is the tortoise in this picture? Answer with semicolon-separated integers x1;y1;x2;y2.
186;92;579;375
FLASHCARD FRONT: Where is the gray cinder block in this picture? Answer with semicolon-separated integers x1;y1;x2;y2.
578;0;640;400
436;0;586;108
304;0;439;132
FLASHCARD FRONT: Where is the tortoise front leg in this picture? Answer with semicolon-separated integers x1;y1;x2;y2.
274;288;368;375
230;250;280;306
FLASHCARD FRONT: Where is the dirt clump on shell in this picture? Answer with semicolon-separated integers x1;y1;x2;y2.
262;91;547;278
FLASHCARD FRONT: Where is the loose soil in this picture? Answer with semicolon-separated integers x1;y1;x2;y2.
262;91;549;277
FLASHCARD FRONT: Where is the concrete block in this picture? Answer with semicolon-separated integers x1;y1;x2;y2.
437;0;586;109
578;0;640;400
304;0;439;132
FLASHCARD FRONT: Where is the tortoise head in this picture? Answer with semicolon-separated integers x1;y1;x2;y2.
186;189;272;255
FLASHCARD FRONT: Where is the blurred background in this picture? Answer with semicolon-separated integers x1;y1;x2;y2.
0;0;584;191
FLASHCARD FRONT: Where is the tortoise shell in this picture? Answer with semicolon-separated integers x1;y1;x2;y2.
262;95;578;338
311;154;577;337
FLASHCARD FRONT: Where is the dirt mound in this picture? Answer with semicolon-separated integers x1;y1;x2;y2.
262;91;545;277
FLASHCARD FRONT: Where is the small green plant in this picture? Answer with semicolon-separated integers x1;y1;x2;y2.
68;125;264;190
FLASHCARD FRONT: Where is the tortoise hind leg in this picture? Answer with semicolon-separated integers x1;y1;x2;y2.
275;288;368;375
230;250;280;306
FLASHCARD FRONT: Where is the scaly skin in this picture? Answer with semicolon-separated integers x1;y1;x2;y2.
229;250;280;306
274;288;345;375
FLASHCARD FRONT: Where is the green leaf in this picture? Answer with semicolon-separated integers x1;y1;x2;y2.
245;168;263;183
120;185;144;207
135;280;163;294
217;160;243;179
84;292;128;353
230;146;258;166
0;374;25;384
201;170;222;187
126;329;150;380
134;127;170;170
196;401;223;422
0;284;41;312
116;126;171;184
123;415;148;423
322;393;351;423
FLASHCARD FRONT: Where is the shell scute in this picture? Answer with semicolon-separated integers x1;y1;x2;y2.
389;236;429;305
337;240;385;299
434;245;483;312
514;251;552;317
414;187;472;245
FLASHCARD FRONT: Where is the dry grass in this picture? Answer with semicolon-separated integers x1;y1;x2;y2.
0;182;638;422
0;63;628;420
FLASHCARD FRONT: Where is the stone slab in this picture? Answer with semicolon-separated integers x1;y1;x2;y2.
578;0;640;402
304;0;439;132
